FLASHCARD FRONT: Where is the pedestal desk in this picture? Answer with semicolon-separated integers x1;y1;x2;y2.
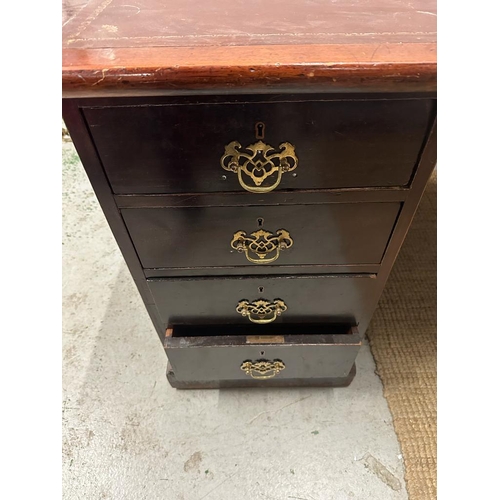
62;0;437;389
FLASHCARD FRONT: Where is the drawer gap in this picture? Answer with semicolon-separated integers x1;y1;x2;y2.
168;323;355;338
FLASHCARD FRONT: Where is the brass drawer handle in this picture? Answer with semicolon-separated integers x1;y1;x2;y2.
221;140;298;193
231;229;293;264
240;360;286;379
236;299;287;324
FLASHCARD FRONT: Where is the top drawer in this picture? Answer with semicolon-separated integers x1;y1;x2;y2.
83;97;434;194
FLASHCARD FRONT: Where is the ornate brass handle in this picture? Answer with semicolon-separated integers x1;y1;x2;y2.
231;229;293;264
220;140;298;193
240;360;286;379
236;299;287;324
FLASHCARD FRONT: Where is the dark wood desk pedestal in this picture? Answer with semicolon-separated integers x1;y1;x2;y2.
63;0;437;389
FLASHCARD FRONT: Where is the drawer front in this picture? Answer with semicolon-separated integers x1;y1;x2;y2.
123;202;399;269
148;274;379;334
165;327;361;383
84;98;433;194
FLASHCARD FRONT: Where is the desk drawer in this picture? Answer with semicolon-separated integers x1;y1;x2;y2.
84;98;433;194
123;202;399;270
148;274;379;334
165;324;361;386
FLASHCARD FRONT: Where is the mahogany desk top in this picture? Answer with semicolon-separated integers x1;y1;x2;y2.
62;0;437;96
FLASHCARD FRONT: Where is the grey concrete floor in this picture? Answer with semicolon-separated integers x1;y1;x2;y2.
62;142;407;500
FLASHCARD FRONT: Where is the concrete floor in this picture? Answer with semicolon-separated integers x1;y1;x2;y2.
62;142;408;500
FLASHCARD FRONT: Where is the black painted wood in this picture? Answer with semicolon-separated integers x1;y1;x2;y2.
165;325;361;384
166;363;357;389
83;97;434;194
147;274;379;334
122;202;400;270
357;119;437;330
63;90;437;389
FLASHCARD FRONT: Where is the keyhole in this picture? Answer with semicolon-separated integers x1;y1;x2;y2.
260;351;265;356
258;286;264;293
255;122;265;139
257;218;264;227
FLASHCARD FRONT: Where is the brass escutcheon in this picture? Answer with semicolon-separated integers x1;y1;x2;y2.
240;359;286;379
236;298;287;324
220;140;298;193
231;228;293;264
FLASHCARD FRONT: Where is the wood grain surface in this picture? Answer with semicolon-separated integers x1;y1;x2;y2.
83;96;433;193
62;0;436;95
121;203;400;270
147;274;380;335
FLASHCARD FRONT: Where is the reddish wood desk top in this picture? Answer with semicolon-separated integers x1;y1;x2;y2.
62;0;436;96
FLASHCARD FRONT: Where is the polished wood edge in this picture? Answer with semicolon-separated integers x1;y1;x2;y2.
68;92;437;106
62;43;436;96
362;117;436;329
148;273;377;283
143;264;381;278
166;363;357;389
115;188;408;208
380;120;436;274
